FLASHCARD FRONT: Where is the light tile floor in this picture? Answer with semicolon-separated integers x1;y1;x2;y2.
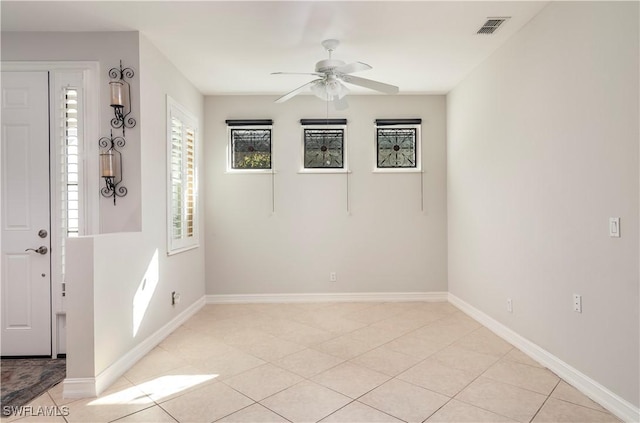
5;302;622;423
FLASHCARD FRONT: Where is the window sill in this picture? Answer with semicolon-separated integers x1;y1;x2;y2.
373;168;423;174
167;243;199;256
225;169;276;175
298;169;351;174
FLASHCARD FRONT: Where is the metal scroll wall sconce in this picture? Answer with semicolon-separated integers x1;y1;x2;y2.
99;131;127;205
100;60;135;205
108;60;136;135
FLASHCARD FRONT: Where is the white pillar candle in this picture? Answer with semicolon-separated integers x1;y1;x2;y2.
100;151;115;177
109;81;124;107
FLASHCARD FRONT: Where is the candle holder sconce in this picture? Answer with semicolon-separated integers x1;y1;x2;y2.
109;60;136;135
99;132;127;205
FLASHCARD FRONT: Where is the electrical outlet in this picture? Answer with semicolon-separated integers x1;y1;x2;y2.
573;294;582;313
329;272;337;282
609;217;620;237
507;298;513;313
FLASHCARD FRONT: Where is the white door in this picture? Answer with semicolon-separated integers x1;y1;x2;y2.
1;71;52;356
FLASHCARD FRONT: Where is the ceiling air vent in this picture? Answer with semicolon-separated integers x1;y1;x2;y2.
477;17;510;34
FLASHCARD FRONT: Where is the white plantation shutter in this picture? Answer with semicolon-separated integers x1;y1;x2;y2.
60;87;82;288
167;97;199;253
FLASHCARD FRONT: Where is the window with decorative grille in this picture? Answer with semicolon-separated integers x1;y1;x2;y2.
374;119;422;172
167;97;199;254
300;119;348;172
225;120;273;172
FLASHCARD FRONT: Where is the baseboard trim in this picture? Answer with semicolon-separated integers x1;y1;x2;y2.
62;296;205;399
61;378;97;399
448;293;640;423
206;291;448;304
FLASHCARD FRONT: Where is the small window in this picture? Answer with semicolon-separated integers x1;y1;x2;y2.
300;119;348;172
167;96;199;254
374;119;422;172
226;120;273;172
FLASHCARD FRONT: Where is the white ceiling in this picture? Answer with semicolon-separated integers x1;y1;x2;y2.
1;1;548;95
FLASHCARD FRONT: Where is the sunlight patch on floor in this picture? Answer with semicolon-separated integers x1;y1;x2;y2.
88;374;217;406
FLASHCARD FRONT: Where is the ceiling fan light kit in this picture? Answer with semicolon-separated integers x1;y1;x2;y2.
273;39;399;109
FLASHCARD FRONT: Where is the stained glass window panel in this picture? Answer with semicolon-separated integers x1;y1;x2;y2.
377;128;417;168
231;129;272;169
304;128;344;169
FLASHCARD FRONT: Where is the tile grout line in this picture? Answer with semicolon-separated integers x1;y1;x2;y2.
528;379;561;422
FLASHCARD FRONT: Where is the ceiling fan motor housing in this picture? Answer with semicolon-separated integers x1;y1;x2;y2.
315;59;346;73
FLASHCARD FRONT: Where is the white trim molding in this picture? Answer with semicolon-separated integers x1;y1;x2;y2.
207;291;448;304
62;296;205;399
448;293;640;423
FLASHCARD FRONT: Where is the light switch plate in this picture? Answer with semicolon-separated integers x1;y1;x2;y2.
609;217;620;237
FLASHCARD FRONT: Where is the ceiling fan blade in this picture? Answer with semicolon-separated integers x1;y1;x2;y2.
271;72;323;76
335;61;372;75
333;96;349;111
340;74;399;94
275;79;321;103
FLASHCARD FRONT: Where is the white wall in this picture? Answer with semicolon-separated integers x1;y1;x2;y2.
448;1;639;409
62;34;205;395
205;95;447;295
1;32;142;233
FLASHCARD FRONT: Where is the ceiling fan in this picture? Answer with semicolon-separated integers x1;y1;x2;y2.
272;39;399;110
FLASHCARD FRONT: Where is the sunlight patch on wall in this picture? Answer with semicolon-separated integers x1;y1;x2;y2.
132;249;159;337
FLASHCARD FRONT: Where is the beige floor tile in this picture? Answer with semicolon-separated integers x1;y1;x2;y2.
223;364;303;401
343;304;405;324
133;364;219;403
161;333;239;362
123;347;187;384
191;349;266;380
348;326;402;347
425;399;516;422
455;377;547;423
320;401;403;422
160;382;253;422
385;333;450;359
47;382;83;407
260;381;351;423
397;358;478;397
409;322;473;347
368;314;432;334
413;312;481;344
483;359;560;395
216;403;289;422
219;328;276;349
532;398;621;422
198;304;256;320
277;324;337;347
312;362;390;399
350;345;422;376
313;317;369;335
248;303;315;320
359;378;450;423
504;348;545;368
454;327;513;357
241;337;307;362
64;381;153;422
551;381;609;413
313;334;378;360
258;318;317;337
274;348;344;378
431;345;500;376
111;405;177;422
3;392;67;423
318;302;379;317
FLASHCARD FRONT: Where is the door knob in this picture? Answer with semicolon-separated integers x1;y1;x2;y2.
25;246;48;255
